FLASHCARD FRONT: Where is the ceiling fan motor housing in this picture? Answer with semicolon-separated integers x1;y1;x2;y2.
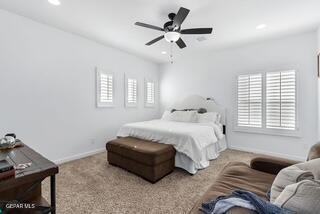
164;21;180;32
168;13;176;20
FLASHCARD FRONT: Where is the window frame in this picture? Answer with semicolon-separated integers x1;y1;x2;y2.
96;68;114;108
234;70;300;138
125;74;138;108
144;79;156;108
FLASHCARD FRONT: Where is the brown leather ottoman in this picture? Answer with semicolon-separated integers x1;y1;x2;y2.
106;137;176;183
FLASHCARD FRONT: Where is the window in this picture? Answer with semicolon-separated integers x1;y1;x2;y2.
266;70;296;130
125;77;138;107
237;74;262;128
236;70;298;136
145;80;155;107
96;69;114;107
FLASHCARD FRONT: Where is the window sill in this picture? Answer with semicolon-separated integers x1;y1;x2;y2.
145;104;155;108
125;104;138;108
97;104;114;108
233;126;301;138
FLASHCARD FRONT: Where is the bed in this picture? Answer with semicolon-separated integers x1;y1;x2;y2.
117;95;227;174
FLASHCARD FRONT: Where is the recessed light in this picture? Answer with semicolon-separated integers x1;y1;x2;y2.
161;51;167;55
256;24;267;30
48;0;61;6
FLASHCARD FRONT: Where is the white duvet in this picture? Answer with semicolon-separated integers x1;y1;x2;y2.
117;120;224;171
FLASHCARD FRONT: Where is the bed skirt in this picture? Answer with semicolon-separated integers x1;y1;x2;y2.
175;137;227;174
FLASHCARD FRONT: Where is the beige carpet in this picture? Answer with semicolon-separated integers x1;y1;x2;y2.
42;149;256;214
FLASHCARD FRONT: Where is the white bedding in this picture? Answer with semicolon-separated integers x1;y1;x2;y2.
117;119;226;174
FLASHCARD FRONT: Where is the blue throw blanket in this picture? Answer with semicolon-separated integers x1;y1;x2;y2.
201;190;294;214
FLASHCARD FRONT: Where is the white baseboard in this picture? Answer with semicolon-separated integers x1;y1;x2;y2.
53;145;305;165
54;147;106;165
228;145;305;161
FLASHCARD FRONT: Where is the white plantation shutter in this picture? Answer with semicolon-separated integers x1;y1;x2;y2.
100;74;113;103
96;70;114;107
237;74;262;127
127;78;137;106
266;70;296;130
146;81;155;106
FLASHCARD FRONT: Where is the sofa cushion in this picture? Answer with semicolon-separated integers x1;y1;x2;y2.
270;158;320;203
270;165;314;203
274;180;320;214
295;158;320;179
106;137;175;166
307;142;320;160
189;162;276;213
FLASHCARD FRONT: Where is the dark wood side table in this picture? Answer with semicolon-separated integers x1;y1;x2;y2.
0;144;58;213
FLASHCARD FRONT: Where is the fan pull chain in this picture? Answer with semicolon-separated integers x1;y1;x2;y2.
170;42;174;64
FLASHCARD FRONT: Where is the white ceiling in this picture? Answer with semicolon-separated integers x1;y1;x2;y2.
1;0;320;63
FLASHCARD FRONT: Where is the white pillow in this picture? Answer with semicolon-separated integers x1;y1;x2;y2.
161;110;171;121
170;111;198;123
198;112;221;124
216;114;222;124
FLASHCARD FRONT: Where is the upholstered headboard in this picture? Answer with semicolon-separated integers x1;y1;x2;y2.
170;95;226;125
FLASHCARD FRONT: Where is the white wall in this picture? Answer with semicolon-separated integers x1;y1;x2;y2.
0;9;160;163
160;32;318;160
318;27;320;51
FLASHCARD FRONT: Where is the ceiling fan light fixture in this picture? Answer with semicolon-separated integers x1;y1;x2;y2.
164;32;181;42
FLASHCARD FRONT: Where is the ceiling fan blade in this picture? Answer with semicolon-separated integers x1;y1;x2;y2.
176;38;187;49
135;22;164;31
146;35;164;46
181;28;213;34
173;7;190;28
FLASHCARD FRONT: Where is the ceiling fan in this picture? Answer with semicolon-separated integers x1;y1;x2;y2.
135;7;213;49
